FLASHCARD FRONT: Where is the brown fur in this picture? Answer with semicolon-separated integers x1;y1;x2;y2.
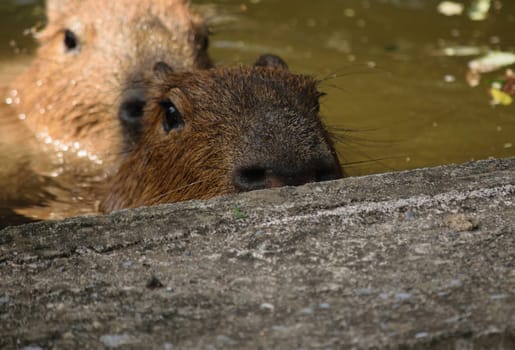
9;0;211;163
102;64;342;212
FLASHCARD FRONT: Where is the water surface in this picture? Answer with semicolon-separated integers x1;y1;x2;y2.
196;0;515;173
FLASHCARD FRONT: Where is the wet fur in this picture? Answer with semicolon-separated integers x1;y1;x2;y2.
9;0;211;163
102;66;341;212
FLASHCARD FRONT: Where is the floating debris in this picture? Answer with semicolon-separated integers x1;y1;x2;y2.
489;70;514;106
468;51;515;74
444;74;456;83
438;45;486;57
466;70;482;87
490;88;512;106
501;69;515;95
437;1;464;16
468;0;491;21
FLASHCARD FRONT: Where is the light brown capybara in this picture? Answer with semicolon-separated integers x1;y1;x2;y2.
101;55;343;212
8;0;212;165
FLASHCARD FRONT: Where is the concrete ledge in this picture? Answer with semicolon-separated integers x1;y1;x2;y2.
1;158;514;349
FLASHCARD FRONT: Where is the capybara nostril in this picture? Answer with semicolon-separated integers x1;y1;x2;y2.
233;167;267;192
315;165;342;182
233;162;341;192
119;98;146;124
118;87;147;147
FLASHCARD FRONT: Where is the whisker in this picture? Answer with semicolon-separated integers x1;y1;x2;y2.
340;156;405;168
319;65;392;83
327;126;396;149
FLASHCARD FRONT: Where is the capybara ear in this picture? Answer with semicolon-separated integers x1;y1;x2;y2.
254;54;289;70
153;62;174;81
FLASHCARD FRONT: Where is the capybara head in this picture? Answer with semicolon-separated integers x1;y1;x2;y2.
10;0;211;163
101;55;342;212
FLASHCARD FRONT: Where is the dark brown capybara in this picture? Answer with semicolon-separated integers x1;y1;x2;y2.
7;0;212;165
101;55;342;212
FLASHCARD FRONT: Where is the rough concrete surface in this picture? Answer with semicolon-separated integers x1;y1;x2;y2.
0;157;514;350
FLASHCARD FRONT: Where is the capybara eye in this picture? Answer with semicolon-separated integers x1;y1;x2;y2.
63;29;79;52
160;100;184;133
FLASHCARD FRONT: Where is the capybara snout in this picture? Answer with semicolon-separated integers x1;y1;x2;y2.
230;98;342;191
101;55;342;212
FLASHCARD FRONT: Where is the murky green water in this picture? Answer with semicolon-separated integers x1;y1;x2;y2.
195;0;515;174
0;0;514;223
